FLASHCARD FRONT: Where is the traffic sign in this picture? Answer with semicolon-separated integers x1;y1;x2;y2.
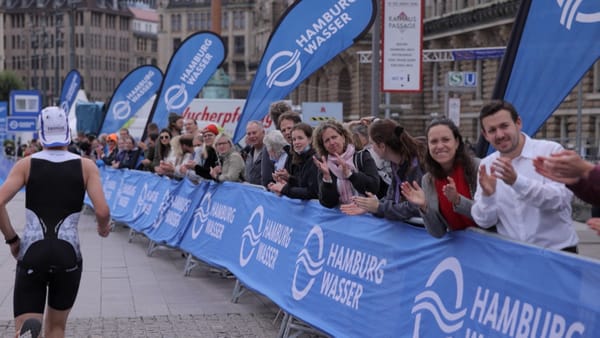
448;71;477;87
7;116;37;132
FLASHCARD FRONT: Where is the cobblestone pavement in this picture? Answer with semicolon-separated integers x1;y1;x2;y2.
0;313;280;338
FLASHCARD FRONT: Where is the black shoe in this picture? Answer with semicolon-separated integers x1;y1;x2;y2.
19;318;41;338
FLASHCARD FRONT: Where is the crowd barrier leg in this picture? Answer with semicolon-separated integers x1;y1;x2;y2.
147;240;159;256
278;311;329;338
231;279;247;303
183;252;199;276
128;228;143;243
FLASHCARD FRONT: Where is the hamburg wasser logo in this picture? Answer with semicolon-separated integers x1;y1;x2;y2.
238;205;292;269
266;50;302;88
557;0;600;29
239;206;264;267
412;257;466;337
291;225;325;301
151;189;172;229
112;100;131;120
191;192;211;239
164;84;189;111
132;183;148;218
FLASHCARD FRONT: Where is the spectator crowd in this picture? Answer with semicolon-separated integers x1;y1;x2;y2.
14;100;600;252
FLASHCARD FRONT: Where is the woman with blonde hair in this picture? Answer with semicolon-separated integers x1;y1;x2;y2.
312;120;379;208
210;133;245;182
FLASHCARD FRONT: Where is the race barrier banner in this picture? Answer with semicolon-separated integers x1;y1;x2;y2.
93;167;600;337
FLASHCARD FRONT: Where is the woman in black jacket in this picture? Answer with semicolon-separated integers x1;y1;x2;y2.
312;120;379;208
268;123;318;200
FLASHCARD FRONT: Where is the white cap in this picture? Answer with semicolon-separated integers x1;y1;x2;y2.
38;106;71;147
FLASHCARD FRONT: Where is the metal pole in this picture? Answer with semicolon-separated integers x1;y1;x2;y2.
370;1;380;118
54;4;60;105
69;1;77;71
576;81;583;156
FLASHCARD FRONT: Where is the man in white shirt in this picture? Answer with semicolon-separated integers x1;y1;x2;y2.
472;100;578;252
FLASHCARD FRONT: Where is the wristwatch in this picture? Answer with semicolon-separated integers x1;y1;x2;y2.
5;234;19;245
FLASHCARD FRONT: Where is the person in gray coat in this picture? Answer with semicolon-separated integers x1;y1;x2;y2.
401;118;481;237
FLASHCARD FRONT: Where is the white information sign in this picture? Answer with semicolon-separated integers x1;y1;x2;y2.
381;0;423;92
448;97;461;127
301;102;343;127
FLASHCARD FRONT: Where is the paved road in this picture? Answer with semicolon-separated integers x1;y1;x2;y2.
0;191;599;337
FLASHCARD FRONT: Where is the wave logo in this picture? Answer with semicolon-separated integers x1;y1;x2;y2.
112;100;131;120
164;84;189;111
60;101;70;115
150;189;171;229
411;257;467;337
132;183;148;219
239;206;264;267
266;50;302;88
557;0;600;29
291;225;325;301
191;192;211;239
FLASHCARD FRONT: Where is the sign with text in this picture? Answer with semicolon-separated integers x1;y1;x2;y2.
381;0;423;92
9;90;42;117
301;102;343;127
7;116;37;132
448;71;477;87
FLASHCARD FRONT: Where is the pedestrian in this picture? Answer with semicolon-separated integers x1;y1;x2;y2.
0;106;111;338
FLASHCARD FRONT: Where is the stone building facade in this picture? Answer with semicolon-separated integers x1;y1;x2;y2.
1;0;134;104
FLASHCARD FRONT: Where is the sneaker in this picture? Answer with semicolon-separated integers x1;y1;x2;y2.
19;318;41;338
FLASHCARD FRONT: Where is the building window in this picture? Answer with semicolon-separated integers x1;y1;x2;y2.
233;11;245;30
234;36;245;55
222;11;228;30
594;61;600;93
172;14;182;32
201;11;211;30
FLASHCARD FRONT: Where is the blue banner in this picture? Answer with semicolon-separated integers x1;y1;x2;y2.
0;101;7;143
58;69;82;115
503;0;600;137
149;32;226;131
99;65;163;135
232;0;377;143
93;168;600;337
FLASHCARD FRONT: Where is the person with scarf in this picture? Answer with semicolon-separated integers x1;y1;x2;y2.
313;120;379;208
210;133;245;182
399;118;482;237
341;119;425;222
269;123;319;200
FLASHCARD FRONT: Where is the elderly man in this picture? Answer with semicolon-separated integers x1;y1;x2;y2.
244;120;272;186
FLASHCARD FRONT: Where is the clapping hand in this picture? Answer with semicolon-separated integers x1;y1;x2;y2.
340;202;368;215
313;155;331;181
351;192;379;213
210;165;222;179
401;181;426;210
491;157;517;185
442;177;460;205
478;164;497;196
